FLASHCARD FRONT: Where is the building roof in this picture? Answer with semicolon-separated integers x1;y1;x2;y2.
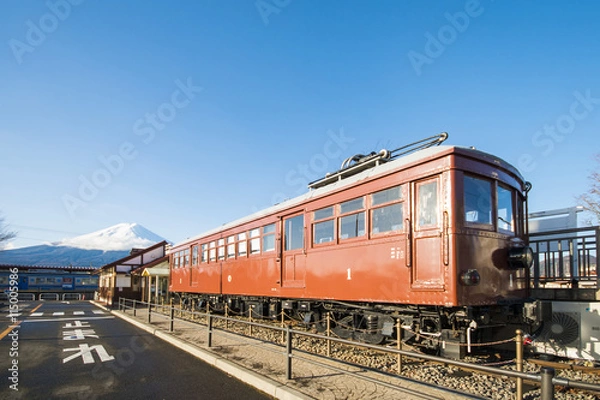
95;241;168;273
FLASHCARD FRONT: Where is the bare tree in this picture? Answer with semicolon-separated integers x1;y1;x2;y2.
0;214;17;247
577;154;600;224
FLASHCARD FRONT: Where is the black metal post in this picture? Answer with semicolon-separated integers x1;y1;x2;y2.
540;367;555;400
147;300;151;324
170;304;175;332
207;315;213;348
133;300;137;317
285;325;292;380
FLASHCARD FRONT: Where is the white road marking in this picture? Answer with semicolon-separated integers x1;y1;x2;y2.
53;312;65;316
22;316;114;323
63;344;115;364
73;311;85;315
92;310;105;315
30;312;43;316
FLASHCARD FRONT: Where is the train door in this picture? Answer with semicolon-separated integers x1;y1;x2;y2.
410;176;445;291
280;212;306;288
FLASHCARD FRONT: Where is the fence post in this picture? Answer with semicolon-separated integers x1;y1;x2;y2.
326;312;331;357
249;307;253;336
281;308;285;343
285;325;292;380
147;300;152;324
540;367;555;400
133;299;137;317
516;329;523;400
207;314;213;348
397;318;403;374
118;298;122;311
225;303;229;330
170;299;175;332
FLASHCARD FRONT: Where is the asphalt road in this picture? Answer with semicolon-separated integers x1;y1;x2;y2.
0;300;273;400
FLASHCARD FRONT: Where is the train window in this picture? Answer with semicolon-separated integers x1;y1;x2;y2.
174;253;180;269
184;249;190;266
497;185;514;232
340;212;365;239
314;219;335;244
372;185;402;206
284;215;304;250
218;239;225;260
238;232;247;256
201;244;208;263
371;203;403;234
464;176;492;226
262;224;276;252
249;228;261;254
417;180;439;227
340;197;364;214
314;206;333;221
209;241;216;262
227;236;236;258
192;245;199;266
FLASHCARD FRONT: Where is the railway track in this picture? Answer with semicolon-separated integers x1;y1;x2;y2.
147;305;600;400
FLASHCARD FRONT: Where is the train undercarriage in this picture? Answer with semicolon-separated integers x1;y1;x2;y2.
174;292;542;358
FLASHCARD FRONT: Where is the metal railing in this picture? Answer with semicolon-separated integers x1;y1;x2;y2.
117;297;600;400
529;226;599;288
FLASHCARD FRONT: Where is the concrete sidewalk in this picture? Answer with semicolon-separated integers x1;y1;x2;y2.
91;301;479;400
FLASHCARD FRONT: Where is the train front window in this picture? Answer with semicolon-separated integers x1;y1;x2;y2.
497;185;514;232
464;175;492;226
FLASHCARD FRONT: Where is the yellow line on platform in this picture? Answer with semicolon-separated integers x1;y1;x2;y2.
0;322;22;341
30;304;43;313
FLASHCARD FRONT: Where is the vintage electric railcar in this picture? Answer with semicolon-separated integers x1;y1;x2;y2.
169;134;542;350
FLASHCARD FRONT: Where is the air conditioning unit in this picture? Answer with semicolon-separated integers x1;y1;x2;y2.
531;301;600;361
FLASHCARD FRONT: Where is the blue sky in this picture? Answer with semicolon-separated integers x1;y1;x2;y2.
1;0;599;249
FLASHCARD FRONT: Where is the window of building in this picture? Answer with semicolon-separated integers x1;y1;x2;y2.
249;228;260;254
227;235;236;258
192;245;199;266
284;215;304;250
497;184;514;232
464;175;492;226
262;224;275;252
238;232;247;256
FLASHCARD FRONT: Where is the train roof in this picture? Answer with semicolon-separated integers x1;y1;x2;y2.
173;145;524;249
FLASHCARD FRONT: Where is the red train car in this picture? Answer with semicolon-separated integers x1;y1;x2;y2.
170;134;542;351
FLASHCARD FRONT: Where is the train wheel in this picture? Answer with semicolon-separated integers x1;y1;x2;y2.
332;315;354;339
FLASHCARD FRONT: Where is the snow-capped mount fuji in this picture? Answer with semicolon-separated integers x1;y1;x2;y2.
0;223;168;267
57;223;166;251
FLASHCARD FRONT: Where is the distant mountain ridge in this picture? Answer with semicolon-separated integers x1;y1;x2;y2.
0;223;167;267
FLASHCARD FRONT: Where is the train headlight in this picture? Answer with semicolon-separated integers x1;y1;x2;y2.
460;270;480;286
508;246;534;269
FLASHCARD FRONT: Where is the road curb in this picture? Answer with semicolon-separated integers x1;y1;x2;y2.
90;301;311;400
